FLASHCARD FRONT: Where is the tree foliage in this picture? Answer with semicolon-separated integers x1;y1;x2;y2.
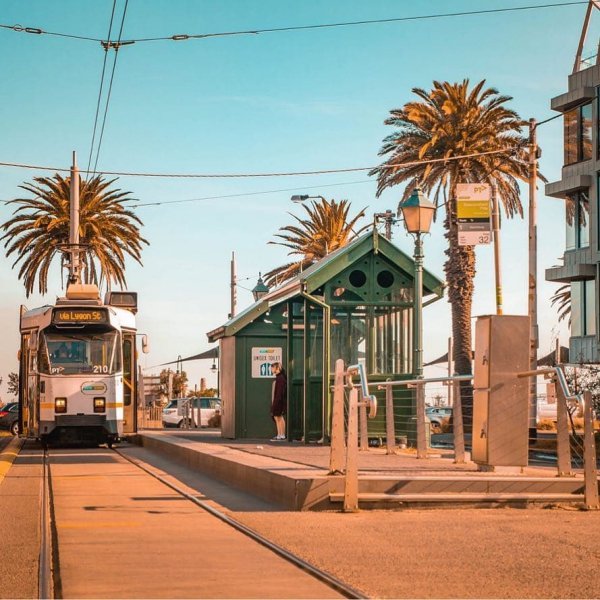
1;173;148;296
369;79;540;426
264;197;368;287
7;372;19;397
160;368;188;398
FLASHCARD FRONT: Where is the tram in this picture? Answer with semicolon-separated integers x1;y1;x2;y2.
18;283;146;447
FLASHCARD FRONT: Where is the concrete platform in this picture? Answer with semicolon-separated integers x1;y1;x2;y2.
134;431;588;510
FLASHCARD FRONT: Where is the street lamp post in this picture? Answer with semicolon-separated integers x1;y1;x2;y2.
252;273;269;301
211;358;220;397
398;185;435;458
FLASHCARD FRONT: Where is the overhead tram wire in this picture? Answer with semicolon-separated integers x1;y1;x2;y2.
0;2;587;47
91;0;129;177
86;0;118;179
0;149;515;182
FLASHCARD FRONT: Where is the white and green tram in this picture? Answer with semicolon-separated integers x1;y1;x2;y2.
18;284;145;447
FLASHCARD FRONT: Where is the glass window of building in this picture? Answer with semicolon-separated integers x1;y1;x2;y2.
564;103;593;164
570;279;597;336
565;192;589;250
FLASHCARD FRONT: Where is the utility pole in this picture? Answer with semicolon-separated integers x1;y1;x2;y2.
230;251;237;318
69;151;81;284
373;210;396;240
528;118;539;435
491;182;503;315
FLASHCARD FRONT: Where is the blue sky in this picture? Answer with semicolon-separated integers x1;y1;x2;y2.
0;0;594;397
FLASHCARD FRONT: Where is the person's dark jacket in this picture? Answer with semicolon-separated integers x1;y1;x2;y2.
271;370;287;417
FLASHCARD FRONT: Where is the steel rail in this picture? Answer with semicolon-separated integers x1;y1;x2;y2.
38;447;53;599
113;447;366;599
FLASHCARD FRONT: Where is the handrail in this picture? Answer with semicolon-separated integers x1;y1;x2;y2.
374;374;472;387
517;367;582;402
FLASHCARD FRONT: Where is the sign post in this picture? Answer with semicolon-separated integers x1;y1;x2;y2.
456;183;492;246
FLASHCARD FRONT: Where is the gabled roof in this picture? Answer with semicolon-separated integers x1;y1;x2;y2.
207;231;445;342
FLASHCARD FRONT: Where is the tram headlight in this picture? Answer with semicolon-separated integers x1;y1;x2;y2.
54;398;67;413
93;397;106;413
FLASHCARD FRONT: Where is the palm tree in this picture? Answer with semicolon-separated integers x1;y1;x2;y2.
369;79;536;427
1;173;148;296
264;197;368;287
551;285;571;324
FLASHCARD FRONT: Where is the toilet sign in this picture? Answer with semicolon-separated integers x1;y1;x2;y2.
251;347;283;378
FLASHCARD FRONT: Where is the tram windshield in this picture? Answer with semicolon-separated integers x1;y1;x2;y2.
40;331;122;375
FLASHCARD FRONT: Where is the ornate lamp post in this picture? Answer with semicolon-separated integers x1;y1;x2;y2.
399;185;435;458
398;185;436;378
252;273;269;301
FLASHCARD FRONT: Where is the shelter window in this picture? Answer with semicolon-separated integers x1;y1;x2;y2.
564;102;592;164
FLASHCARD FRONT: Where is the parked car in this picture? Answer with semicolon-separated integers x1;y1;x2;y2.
162;397;221;428
426;406;452;433
0;402;19;435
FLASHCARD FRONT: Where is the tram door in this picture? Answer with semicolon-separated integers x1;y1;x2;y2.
19;332;39;436
122;332;136;434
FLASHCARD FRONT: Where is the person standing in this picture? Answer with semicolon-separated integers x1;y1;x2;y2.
270;362;287;441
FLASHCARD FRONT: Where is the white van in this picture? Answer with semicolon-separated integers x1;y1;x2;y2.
162;397;221;428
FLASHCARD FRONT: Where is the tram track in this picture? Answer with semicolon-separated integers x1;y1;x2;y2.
39;444;364;599
113;446;365;599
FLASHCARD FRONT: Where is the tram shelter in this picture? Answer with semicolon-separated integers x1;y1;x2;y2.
207;231;444;442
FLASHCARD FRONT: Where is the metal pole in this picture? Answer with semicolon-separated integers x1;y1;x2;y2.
359;390;368;451
413;233;423;378
528;119;539;438
452;379;465;463
329;359;346;474
230;251;237;318
491;183;503;315
555;380;572;476
385;382;396;455
447;337;453;407
69;151;80;284
343;387;359;512
582;390;599;509
412;233;427;457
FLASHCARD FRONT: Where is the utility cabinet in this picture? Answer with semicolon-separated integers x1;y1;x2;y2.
472;315;530;468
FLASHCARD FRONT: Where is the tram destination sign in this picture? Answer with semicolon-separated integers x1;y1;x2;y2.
52;308;108;325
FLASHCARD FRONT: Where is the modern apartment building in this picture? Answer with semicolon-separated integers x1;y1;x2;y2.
546;62;600;362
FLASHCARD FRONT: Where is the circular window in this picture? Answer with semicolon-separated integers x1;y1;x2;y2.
348;270;367;288
377;270;394;288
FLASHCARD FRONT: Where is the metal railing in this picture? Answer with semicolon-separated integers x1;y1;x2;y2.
518;367;598;509
330;360;599;511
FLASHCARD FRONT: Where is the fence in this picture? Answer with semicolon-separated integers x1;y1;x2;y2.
330;359;599;511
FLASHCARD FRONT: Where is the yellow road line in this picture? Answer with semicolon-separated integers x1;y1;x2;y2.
0;437;24;484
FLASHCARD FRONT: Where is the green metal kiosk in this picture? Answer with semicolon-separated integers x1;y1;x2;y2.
207;232;444;441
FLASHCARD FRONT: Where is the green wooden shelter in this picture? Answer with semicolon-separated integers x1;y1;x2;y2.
207;231;444;441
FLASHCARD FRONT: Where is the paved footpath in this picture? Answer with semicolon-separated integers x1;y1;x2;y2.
0;438;42;600
49;447;342;599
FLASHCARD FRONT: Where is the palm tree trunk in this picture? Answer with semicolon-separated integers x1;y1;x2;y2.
444;192;475;432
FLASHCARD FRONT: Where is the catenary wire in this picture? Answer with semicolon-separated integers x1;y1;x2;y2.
132;179;374;207
0;149;517;179
86;0;118;178
91;0;129;176
0;2;587;47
